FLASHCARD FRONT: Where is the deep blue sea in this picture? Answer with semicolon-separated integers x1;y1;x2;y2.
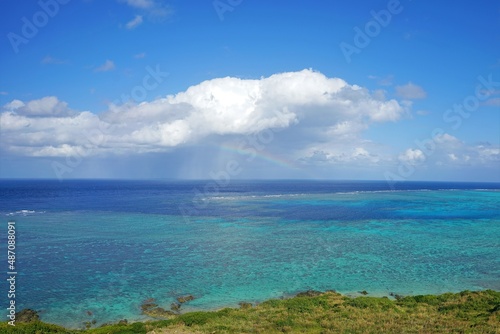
1;180;499;328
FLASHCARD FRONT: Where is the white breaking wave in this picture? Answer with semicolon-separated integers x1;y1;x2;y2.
6;210;45;216
204;193;309;201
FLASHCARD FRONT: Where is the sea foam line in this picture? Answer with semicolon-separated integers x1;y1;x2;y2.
6;210;46;216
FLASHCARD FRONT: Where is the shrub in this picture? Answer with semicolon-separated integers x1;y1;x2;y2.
177;311;218;326
346;296;395;311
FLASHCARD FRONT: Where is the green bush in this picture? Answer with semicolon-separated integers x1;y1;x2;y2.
86;322;147;334
346;296;395;311
261;299;284;308
283;296;329;313
437;289;500;320
0;321;73;334
407;294;440;305
176;311;218;326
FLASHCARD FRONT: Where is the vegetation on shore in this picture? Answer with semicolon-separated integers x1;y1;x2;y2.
1;289;499;333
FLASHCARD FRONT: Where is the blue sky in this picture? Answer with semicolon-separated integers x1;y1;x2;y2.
0;0;499;181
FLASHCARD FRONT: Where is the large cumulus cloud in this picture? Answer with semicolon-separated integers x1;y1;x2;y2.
1;69;407;158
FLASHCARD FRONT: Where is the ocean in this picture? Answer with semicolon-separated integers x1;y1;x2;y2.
1;180;499;328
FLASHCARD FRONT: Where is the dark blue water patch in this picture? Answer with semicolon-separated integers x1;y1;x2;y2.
1;180;499;217
0;180;195;214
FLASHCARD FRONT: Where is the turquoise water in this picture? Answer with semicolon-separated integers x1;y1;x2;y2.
0;181;499;328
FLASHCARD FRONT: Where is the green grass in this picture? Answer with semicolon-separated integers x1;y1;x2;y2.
1;290;499;333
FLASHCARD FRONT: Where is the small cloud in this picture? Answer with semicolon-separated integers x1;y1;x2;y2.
368;75;394;86
126;15;143;29
479;89;500;106
122;0;154;9
399;148;426;164
372;89;387;100
41;56;68;65
353;147;369;158
416;110;430;116
3;99;24;110
378;75;394;86
94;60;116;72
479;89;500;97
147;6;173;19
0;91;8;96
134;52;146;59
404;30;420;41
434;133;462;148
395;82;427;100
483;98;500;106
2;96;73;117
119;0;173;19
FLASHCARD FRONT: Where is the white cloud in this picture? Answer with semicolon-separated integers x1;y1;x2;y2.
395;82;427;99
440;145;500;166
119;0;172;19
434;133;461;147
94;60;115;72
0;91;8;95
368;74;394;86
327;121;367;138
3;100;23;109
2;96;73;117
483;98;500;106
477;89;500;106
41;56;68;65
476;146;500;163
478;89;500;97
299;146;382;166
416;110;430;116
123;0;154;8
397;133;499;169
0;109;104;157
125;15;143;29
0;69;409;158
134;52;146;59
399;148;426;164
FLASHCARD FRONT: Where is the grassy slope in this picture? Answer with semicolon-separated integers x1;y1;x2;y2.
1;290;499;333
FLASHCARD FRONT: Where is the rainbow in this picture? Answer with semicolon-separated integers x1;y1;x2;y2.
215;143;300;171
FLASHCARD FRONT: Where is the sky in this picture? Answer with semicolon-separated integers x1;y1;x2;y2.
0;0;499;181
